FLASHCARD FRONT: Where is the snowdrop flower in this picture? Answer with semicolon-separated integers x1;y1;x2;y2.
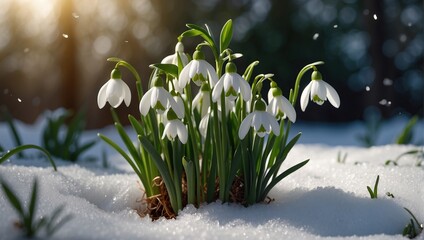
178;50;218;91
161;42;189;66
238;99;280;139
162;108;188;144
97;68;131;109
192;83;211;117
139;76;184;118
300;70;340;111
267;82;296;122
212;62;251;102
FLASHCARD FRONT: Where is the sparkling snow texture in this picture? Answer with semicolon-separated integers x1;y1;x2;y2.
0;115;423;240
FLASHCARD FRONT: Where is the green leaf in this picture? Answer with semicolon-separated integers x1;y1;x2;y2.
150;63;179;78
0;145;57;171
0;180;25;218
186;23;215;48
114;122;140;162
179;29;203;40
128;115;144;136
28;179;38;226
261;159;309;201
367;186;375;198
242;61;260;83
373;175;379;198
139;136;178;212
183;157;195;205
1;107;24;158
45;205;73;237
396;116;418;144
97;134;142;177
219;19;233;52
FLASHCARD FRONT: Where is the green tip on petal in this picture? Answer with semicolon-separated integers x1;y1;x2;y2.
152;75;164;87
200;83;211;92
167;108;179;120
311;70;322;81
253;99;267;111
225;62;237;73
111;68;122;79
193;50;205;60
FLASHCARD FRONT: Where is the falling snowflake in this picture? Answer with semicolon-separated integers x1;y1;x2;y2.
383;78;393;86
373;14;377;20
313;33;319;40
365;86;370;91
379;99;392;106
62;34;69;39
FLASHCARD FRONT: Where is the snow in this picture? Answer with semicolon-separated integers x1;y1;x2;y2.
0;115;423;240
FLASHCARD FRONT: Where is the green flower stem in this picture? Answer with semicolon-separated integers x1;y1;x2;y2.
107;57;144;99
290;61;324;105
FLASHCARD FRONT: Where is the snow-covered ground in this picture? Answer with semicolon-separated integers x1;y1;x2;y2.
0;115;423;240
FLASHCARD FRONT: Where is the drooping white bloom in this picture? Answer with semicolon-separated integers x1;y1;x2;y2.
139;76;184;118
300;70;340;111
212;62;251;102
162;109;188;144
192;83;211;117
267;82;296;122
97;68;131;109
161;42;189;66
178;50;218;91
238;99;280;139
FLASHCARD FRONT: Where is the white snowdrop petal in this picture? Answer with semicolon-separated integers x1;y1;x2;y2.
162;123;171;140
199;114;209;137
238;113;254;139
178;62;192;91
281;96;296;123
315;81;327;101
189;60;199;79
323;81;340;108
192;91;202;110
169;97;184;118
139;90;153;116
176;121;188;144
179;53;189;66
212;79;224;102
268;113;281;136
300;82;312;112
97;82;108;109
223;74;232;93
252;112;263;132
267;89;273;103
161;54;175;64
198;60;208;80
239;77;252;101
123;82;131;107
206;64;218;87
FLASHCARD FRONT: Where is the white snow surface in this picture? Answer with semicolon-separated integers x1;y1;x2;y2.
0;114;423;240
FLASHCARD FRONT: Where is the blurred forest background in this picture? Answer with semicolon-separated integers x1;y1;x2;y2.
0;0;422;128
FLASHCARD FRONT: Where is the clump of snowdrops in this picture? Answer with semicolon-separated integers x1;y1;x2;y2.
97;20;340;219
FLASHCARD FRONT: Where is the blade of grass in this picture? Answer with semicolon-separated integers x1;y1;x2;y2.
0;145;57;171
